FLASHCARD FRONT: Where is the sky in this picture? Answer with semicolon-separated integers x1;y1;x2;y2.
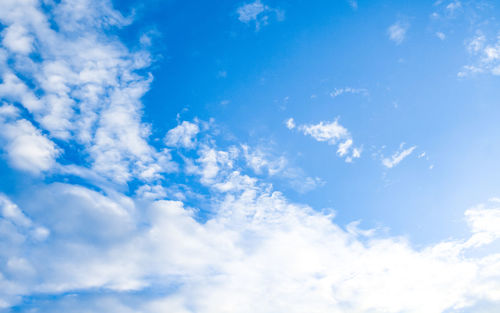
0;0;500;312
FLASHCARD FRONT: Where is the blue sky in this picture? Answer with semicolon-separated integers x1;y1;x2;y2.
1;0;500;312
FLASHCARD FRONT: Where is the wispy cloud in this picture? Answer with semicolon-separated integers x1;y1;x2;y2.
236;0;284;30
436;31;446;40
387;21;409;45
459;32;500;77
330;87;368;98
382;144;416;168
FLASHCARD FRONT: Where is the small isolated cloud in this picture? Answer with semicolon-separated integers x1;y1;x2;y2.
236;0;284;30
165;121;200;149
348;0;358;10
285;117;295;130
290;119;361;162
446;0;462;14
436;32;446;40
382;144;416;168
330;87;368;98
387;21;409;45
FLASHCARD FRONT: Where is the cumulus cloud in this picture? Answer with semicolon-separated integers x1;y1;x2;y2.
0;105;60;174
0;0;176;183
165;121;200;149
387;21;409;45
382;144;416;168
1;1;500;313
290;119;361;162
236;0;284;30
1;172;500;312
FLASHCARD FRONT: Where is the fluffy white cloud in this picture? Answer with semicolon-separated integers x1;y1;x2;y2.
1;1;500;313
292;119;361;162
285;117;295;129
1;24;33;54
387;21;409;45
1;177;500;312
382;144;416;168
165;121;200;149
0;105;60;174
0;0;176;183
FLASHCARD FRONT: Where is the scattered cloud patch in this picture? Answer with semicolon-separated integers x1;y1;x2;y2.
459;32;500;77
446;1;462;14
285;117;295;129
382;144;416;168
236;0;284;30
330;87;368;98
436;31;446;40
387;21;409;45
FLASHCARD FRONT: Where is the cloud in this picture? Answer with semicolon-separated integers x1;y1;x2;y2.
1;177;500;312
292;119;361;162
236;0;284;30
459;32;500;77
165;121;200;149
1;24;33;54
285;117;295;129
382;144;416;168
0;105;60;174
436;31;446;40
387;21;409;45
330;87;368;98
1;1;500;313
0;0;176;184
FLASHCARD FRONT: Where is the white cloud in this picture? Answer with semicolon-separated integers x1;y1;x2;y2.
0;106;60;174
464;200;500;247
387;21;409;45
460;32;500;77
446;1;462;13
382;144;416;168
436;32;446;40
1;24;33;54
165;121;200;149
1;1;500;312
285;117;295;129
236;0;284;30
330;87;368;98
1;179;500;312
293;119;361;162
0;0;176;184
300;120;349;144
241;144;286;175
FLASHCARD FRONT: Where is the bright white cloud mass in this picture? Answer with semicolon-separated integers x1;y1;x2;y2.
0;0;499;312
